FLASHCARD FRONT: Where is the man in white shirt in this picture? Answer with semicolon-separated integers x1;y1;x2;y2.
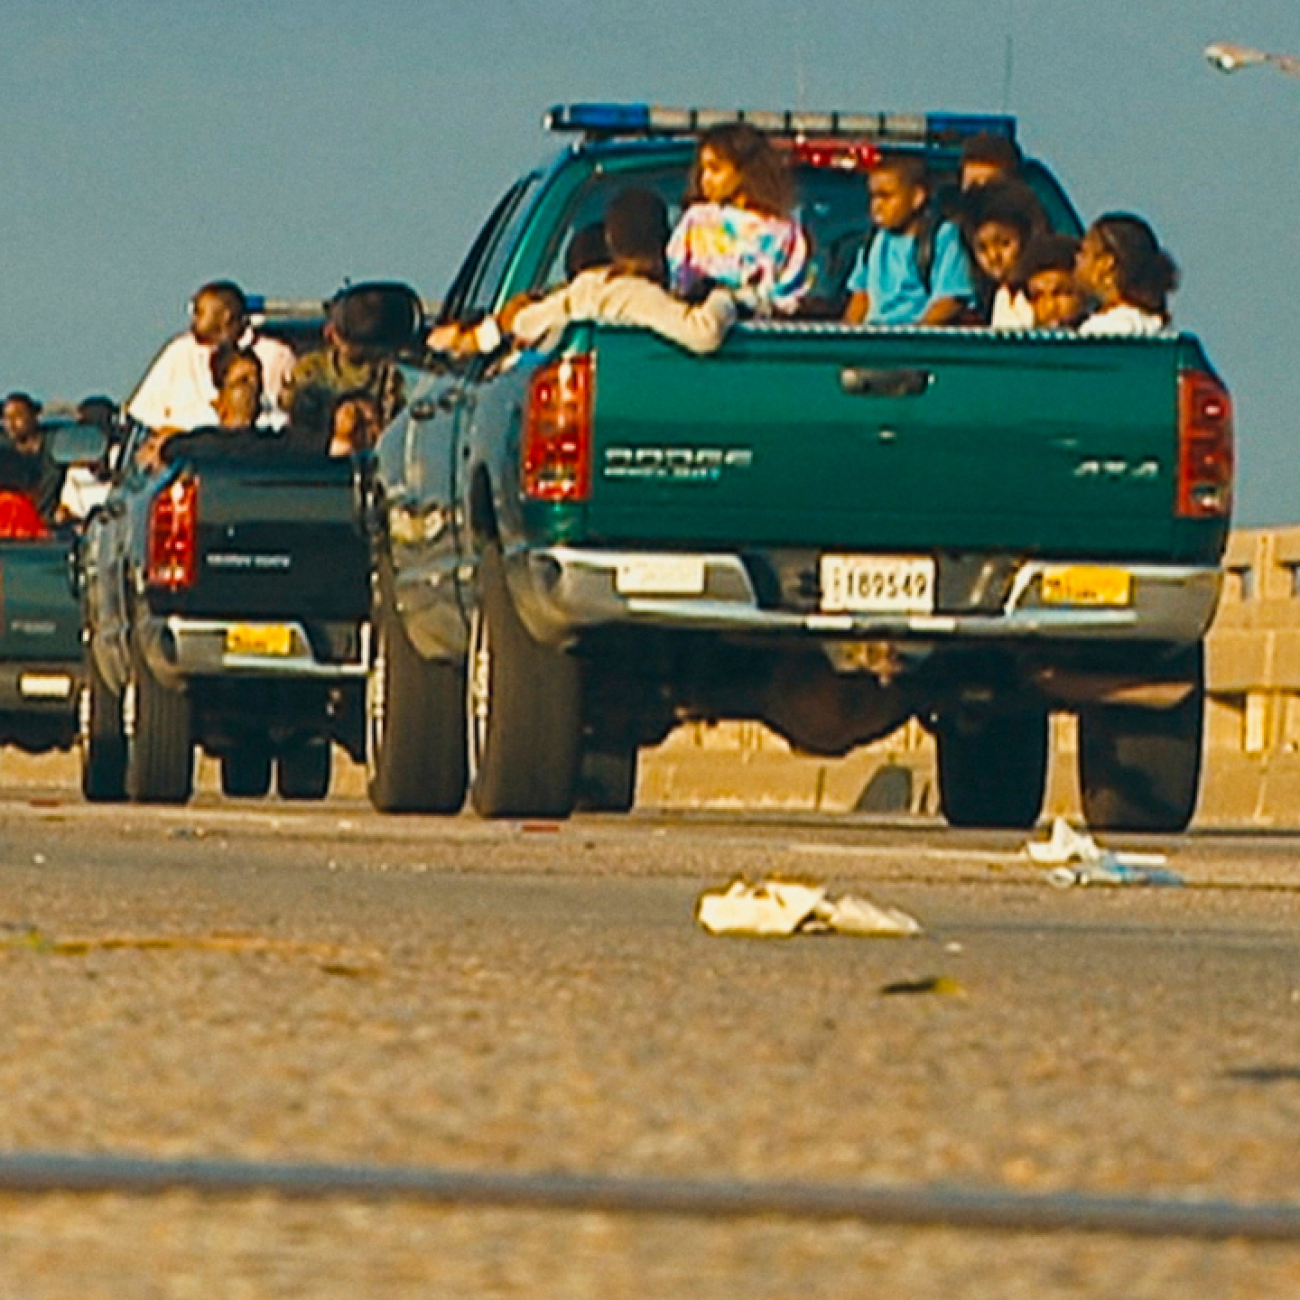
127;280;296;432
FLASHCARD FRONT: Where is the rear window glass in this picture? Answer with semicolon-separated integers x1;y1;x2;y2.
533;152;1079;306
535;163;870;301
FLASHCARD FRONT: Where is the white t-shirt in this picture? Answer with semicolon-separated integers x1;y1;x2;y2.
511;269;736;355
991;285;1035;330
127;330;296;431
58;466;110;520
1079;303;1167;336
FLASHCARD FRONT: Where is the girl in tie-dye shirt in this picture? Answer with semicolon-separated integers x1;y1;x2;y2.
667;123;811;316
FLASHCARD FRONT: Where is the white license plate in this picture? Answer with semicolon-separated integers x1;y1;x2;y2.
820;555;936;614
615;556;706;596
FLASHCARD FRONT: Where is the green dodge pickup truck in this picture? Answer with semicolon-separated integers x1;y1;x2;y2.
369;104;1232;830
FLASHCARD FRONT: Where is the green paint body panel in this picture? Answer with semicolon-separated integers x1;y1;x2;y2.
0;540;81;664
573;325;1225;563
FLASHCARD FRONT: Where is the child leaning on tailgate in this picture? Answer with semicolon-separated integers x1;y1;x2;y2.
431;189;736;358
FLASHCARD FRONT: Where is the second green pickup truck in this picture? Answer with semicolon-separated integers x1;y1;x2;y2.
369;104;1233;830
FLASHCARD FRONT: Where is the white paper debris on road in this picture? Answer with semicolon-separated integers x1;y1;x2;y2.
1025;817;1103;866
695;878;923;937
1025;817;1169;868
1025;817;1185;888
822;893;925;937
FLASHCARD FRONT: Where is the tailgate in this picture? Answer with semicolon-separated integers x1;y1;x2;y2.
174;458;369;620
583;326;1189;559
0;540;81;662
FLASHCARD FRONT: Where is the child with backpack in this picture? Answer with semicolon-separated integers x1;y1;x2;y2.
842;153;976;326
1076;214;1178;335
666;122;810;316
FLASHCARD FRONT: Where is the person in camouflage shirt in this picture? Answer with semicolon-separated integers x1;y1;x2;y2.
280;291;405;436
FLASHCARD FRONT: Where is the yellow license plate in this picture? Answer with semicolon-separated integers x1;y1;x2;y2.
1041;566;1133;608
225;624;294;656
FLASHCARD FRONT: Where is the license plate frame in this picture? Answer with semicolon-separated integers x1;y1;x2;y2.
225;624;295;657
819;554;936;615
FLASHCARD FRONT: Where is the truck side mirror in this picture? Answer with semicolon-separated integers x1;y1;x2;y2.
44;420;111;468
330;282;426;354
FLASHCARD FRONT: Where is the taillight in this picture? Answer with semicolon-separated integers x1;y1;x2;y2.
147;474;198;588
0;490;49;540
1177;371;1233;519
522;355;593;502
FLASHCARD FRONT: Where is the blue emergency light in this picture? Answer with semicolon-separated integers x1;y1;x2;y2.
544;103;653;134
544;103;1016;146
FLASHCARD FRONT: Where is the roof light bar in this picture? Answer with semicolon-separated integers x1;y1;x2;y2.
544;103;1016;145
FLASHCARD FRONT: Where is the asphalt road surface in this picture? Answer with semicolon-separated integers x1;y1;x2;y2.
0;779;1298;1298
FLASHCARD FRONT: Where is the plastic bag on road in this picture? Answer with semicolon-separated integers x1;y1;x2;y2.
1025;817;1185;888
696;878;923;937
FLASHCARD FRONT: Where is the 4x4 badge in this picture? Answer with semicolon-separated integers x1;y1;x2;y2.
1073;457;1160;481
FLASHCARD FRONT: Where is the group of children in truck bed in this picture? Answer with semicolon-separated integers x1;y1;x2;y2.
663;122;1177;337
437;121;1178;359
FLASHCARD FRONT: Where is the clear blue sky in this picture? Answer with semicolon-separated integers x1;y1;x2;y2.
0;0;1294;522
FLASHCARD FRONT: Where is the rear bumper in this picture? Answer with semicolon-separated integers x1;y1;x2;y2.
137;617;370;685
511;547;1221;647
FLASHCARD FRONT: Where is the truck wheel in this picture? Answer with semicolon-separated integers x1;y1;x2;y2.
575;747;638;813
277;741;331;800
937;708;1048;830
126;635;193;804
1078;648;1204;833
467;544;581;819
221;747;272;798
366;578;467;813
81;649;127;802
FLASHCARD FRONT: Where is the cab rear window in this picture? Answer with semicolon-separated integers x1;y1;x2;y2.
532;152;1079;307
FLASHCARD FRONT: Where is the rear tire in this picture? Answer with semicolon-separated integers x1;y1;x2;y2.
221;746;273;798
1078;647;1204;833
937;708;1048;830
277;741;331;800
467;545;581;819
126;633;193;804
575;747;638;813
81;647;127;802
366;572;467;813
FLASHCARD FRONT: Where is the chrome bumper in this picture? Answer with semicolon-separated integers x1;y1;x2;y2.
138;617;370;683
510;547;1222;647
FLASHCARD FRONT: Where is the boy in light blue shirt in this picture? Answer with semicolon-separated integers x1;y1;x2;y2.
843;153;975;326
